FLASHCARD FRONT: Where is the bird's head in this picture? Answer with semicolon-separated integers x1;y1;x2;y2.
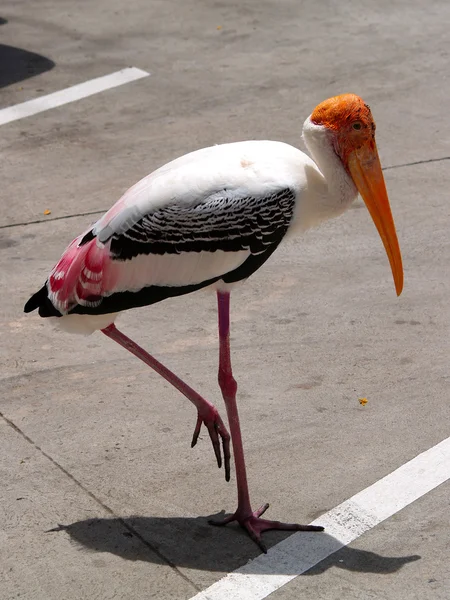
311;93;403;296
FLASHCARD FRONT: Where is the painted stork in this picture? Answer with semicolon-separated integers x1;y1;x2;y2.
25;94;403;552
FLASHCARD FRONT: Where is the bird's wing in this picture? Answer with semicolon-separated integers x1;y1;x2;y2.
35;141;306;315
107;186;296;259
96;185;295;295
91;140;305;244
42;185;295;316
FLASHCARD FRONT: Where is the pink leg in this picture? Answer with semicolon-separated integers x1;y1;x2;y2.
210;291;324;553
102;324;230;481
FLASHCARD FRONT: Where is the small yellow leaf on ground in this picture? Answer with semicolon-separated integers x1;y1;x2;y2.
43;209;51;215
216;25;222;30
359;397;368;406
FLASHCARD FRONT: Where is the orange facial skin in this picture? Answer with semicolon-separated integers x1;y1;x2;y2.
312;94;403;296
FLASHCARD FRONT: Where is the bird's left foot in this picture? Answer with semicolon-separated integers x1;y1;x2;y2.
191;406;231;482
209;503;324;553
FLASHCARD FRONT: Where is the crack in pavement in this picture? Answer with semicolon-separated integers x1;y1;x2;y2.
1;155;449;231
0;409;201;594
0;209;104;230
382;155;450;171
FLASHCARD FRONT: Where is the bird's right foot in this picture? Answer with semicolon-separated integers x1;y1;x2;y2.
209;503;324;553
191;406;231;481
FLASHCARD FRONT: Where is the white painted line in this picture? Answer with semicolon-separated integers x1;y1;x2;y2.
191;435;450;600
0;67;149;126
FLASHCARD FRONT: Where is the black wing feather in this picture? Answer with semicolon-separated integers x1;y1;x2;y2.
25;188;296;317
108;188;296;260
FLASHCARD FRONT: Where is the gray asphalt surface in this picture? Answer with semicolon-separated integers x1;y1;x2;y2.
1;0;450;598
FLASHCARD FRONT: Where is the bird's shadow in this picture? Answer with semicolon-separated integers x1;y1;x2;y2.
48;513;420;576
0;43;55;88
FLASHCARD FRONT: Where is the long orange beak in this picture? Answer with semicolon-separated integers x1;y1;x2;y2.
348;142;403;296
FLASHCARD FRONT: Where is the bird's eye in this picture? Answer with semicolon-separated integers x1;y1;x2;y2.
352;122;362;130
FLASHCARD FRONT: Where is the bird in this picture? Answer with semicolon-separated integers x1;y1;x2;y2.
25;93;403;553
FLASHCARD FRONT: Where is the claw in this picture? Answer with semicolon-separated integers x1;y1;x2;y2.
222;433;231;482
255;503;270;518
206;422;222;469
248;527;267;554
191;414;202;448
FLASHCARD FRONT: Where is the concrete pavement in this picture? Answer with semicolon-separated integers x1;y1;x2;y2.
1;0;449;598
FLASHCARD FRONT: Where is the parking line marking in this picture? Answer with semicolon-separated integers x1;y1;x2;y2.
190;435;450;600
0;67;149;126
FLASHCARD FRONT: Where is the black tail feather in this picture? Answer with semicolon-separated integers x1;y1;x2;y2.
24;284;61;317
24;285;47;313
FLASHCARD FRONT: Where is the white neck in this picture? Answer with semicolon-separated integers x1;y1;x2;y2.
298;117;358;229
